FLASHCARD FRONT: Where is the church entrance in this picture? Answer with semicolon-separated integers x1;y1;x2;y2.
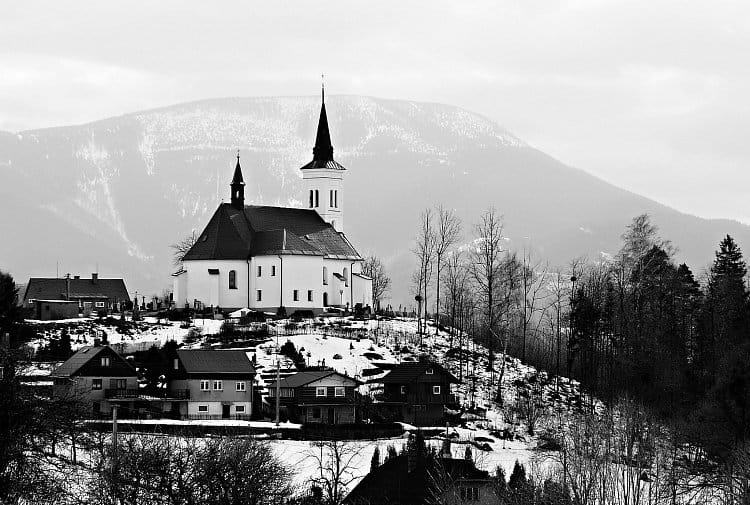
323;292;328;307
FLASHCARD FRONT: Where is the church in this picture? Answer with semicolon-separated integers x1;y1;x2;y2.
172;90;373;314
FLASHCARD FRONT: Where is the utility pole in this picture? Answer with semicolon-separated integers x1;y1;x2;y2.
275;358;280;426
112;404;119;504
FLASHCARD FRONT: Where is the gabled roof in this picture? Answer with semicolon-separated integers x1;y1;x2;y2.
52;346;136;378
182;203;361;261
267;370;361;389
23;277;129;302
344;455;489;505
176;350;255;374
379;361;459;384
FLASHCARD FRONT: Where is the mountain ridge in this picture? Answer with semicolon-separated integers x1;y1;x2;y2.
1;95;747;304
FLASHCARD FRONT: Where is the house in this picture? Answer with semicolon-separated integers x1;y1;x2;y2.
373;361;459;425
23;274;130;317
51;345;139;417
344;453;494;505
267;369;361;424
169;349;256;420
173;88;373;314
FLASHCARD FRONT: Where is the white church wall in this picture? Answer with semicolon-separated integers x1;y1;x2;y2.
181;259;250;309
302;168;344;232
249;255;282;309
277;255;324;311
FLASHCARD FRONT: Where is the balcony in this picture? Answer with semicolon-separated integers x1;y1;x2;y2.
105;389;190;400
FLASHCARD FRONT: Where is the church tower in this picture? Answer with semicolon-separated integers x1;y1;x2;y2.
300;84;346;233
231;151;245;209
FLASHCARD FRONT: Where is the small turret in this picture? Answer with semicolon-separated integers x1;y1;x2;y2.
231;151;245;210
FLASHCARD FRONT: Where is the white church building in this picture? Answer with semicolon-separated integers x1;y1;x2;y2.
173;90;373;314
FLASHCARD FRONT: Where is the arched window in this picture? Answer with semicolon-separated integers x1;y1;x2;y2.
228;270;237;289
323;266;328;285
309;190;314;208
315;190;319;208
343;267;349;287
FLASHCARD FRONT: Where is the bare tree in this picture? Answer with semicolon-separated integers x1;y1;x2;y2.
469;208;505;371
171;231;198;268
412;209;436;342
433;205;462;335
518;246;549;363
307;440;364;505
362;255;391;311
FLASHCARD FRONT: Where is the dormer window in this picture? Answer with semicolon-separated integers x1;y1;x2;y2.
173;358;179;370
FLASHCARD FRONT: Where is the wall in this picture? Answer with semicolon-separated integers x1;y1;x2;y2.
302;168;344;232
179;259;250;309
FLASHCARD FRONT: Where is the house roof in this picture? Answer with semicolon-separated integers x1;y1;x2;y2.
182;203;360;261
379;362;460;384
52;346;136;377
176;350;255;374
267;370;361;389
344;455;489;505
23;277;129;302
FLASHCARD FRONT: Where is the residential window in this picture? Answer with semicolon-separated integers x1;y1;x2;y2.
110;379;126;390
316;387;327;397
433;385;441;395
95;301;105;308
213;380;223;391
100;356;110;367
460;487;480;502
293;290;299;302
200;380;210;391
426;368;434;375
257;290;262;302
235;405;245;413
400;385;406;395
312;407;321;419
323;267;328;285
229;270;237;289
236;381;246;392
335;387;345;397
257;265;262;277
173;358;179;370
198;405;208;413
271;265;276;276
92;379;102;390
308;290;313;302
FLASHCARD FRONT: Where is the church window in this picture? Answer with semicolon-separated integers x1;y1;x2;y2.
315;190;319;208
256;290;262;302
308;290;313;302
257;265;262;277
323;267;328;285
229;270;237;289
271;265;276;276
343;268;349;287
293;290;299;302
330;189;334;207
309;190;314;208
335;190;338;208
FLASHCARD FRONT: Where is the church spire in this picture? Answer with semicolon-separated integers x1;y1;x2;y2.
230;150;245;209
312;78;334;162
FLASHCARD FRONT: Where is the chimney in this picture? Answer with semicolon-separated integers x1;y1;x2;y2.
91;273;98;284
93;338;101;347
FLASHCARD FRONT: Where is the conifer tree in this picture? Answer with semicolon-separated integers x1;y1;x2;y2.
370;446;380;473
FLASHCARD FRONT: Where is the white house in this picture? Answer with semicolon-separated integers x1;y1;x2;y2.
173;89;373;314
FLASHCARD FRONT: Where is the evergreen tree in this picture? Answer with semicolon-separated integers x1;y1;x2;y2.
508;460;526;490
386;444;397;461
370;446;380;473
464;446;472;462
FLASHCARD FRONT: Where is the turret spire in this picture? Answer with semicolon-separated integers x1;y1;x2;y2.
230;150;245;209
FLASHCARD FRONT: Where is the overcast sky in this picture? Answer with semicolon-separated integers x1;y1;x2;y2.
2;1;748;224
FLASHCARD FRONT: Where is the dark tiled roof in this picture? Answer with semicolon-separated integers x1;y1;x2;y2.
23;277;129;302
379;362;460;384
267;370;360;389
177;350;255;374
182;203;360;261
344;455;489;505
52;346;136;377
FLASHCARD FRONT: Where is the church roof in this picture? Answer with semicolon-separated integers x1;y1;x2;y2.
182;203;361;261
